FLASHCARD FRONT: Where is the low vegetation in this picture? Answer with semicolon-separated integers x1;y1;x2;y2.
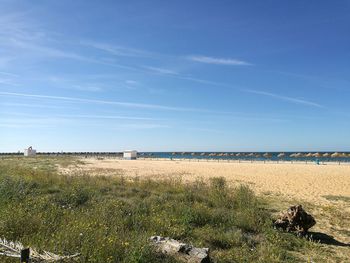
0;157;325;262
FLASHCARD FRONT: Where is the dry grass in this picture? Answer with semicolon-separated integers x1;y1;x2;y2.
0;156;349;262
62;158;350;207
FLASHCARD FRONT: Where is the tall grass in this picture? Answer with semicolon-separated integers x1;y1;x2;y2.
0;157;314;262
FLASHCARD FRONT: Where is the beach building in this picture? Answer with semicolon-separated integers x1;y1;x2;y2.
24;146;36;157
123;150;137;160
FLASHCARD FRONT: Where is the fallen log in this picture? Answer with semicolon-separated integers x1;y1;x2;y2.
0;238;80;262
150;236;210;263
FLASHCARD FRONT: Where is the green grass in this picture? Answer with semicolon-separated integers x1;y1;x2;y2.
0;157;321;262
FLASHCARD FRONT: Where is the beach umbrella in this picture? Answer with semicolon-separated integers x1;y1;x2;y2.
277;153;285;158
263;153;272;158
200;152;206;156
313;153;322;158
331;152;341;158
305;153;313;157
191;152;195;156
323;153;330;157
236;153;241;157
290;153;303;158
247;153;255;157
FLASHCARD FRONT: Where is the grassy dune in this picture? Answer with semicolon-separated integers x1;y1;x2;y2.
0;157;333;262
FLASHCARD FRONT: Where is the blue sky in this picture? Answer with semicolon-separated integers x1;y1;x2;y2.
1;0;350;152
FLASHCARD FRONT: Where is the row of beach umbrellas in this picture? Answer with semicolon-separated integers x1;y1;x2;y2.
169;152;350;158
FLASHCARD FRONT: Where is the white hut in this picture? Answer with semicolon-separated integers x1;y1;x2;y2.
24;146;36;157
123;150;137;160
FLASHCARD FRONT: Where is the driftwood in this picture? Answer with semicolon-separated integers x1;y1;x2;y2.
274;205;316;235
150;236;210;263
0;238;80;262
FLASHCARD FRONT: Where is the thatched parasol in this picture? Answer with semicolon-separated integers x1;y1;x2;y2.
263;152;272;158
331;152;341;158
313;153;322;158
290;153;303;158
277;153;285;158
323;153;330;157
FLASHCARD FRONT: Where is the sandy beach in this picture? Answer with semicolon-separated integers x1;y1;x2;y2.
64;158;350;207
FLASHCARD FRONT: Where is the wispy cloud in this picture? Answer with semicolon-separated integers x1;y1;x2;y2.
117;123;169;129
81;40;152;57
125;80;139;85
7;38;93;61
57;114;157;121
1;111;159;121
44;76;105;92
0;112;165;129
244;89;324;108
0;71;19;77
187;55;252;66
70;85;103;92
0;78;18;86
0;91;197;111
0;117;72;128
143;66;179;75
0;102;76;110
0;71;19;86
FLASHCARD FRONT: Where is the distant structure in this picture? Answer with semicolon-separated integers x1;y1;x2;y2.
24;146;36;157
123;150;137;160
